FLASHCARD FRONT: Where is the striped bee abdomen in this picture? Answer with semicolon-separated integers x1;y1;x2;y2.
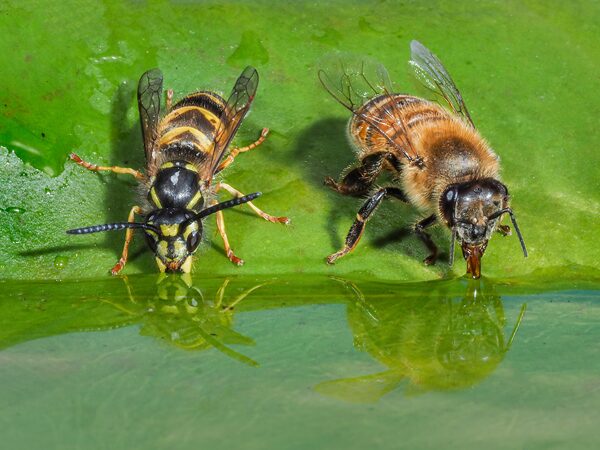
350;94;448;159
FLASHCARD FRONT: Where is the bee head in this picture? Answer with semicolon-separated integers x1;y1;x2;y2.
440;179;526;278
145;209;202;273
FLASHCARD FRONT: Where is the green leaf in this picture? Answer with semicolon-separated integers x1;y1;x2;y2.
0;0;599;281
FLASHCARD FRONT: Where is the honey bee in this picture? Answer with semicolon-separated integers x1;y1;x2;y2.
319;41;527;278
68;66;289;274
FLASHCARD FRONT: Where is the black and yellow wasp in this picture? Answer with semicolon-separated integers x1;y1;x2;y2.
68;67;289;274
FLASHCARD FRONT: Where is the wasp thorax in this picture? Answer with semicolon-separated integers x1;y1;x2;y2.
144;208;203;273
149;160;204;211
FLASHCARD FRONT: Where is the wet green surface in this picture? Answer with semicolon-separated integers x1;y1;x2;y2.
1;274;599;449
0;0;599;280
1;1;600;449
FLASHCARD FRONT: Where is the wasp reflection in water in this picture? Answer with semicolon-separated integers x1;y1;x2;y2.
114;275;266;366
315;279;526;403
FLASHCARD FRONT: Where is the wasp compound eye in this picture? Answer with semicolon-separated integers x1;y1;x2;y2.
186;231;200;252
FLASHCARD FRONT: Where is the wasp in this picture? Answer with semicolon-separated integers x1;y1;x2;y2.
319;41;527;278
68;66;288;274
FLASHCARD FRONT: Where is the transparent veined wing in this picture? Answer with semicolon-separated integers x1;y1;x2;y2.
137;68;164;167
318;54;420;163
206;66;259;177
409;40;474;127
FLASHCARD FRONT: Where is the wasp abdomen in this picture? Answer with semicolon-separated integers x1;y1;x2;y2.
157;91;228;157
149;161;203;211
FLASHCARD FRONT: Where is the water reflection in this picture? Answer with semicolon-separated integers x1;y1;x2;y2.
0;275;267;366
118;275;264;366
315;278;526;403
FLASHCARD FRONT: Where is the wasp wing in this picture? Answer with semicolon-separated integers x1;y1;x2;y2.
205;66;259;177
409;40;474;127
137;68;164;168
318;55;419;163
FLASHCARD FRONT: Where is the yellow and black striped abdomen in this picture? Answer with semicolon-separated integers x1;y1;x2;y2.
156;91;227;158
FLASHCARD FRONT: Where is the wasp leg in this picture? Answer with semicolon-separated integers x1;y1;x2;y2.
215;128;269;174
215;207;244;266
166;89;174;112
111;205;143;275
497;224;512;236
327;187;408;264
216;182;289;224
70;153;144;180
325;152;400;197
415;214;438;265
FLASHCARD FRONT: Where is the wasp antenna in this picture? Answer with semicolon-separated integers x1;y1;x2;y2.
195;192;262;220
449;227;456;266
67;222;155;235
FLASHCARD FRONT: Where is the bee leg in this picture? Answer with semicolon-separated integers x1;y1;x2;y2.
70;153;144;180
415;214;438;265
166;89;174;112
325;152;399;197
215;128;269;174
327;187;407;264
215;208;244;266
110;205;143;275
497;224;512;236
216;182;290;224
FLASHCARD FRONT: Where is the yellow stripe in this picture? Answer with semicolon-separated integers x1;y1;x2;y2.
150;187;162;208
186;190;203;209
160;224;179;237
164;105;221;126
158;126;214;153
183;221;199;240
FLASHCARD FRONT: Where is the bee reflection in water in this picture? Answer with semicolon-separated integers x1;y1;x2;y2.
315;279;526;403
112;276;265;366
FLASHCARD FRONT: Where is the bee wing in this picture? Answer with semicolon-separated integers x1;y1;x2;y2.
137;68;164;168
206;66;259;177
409;40;474;127
318;55;419;163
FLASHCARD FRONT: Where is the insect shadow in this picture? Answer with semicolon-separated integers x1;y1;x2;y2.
103;79;153;272
292;117;429;256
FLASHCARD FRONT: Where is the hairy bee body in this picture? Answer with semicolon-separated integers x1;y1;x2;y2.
349;94;500;214
320;40;527;277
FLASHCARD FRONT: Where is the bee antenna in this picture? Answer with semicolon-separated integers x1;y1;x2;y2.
67;222;158;235
488;208;528;258
194;192;261;220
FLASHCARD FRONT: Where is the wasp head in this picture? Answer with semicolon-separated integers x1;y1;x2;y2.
66;192;262;275
440;179;526;279
144;209;202;273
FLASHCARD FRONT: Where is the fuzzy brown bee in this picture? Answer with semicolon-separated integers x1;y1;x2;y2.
68;66;288;274
319;41;527;278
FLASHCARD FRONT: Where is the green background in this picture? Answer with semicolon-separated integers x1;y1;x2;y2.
1;2;600;449
1;0;599;281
